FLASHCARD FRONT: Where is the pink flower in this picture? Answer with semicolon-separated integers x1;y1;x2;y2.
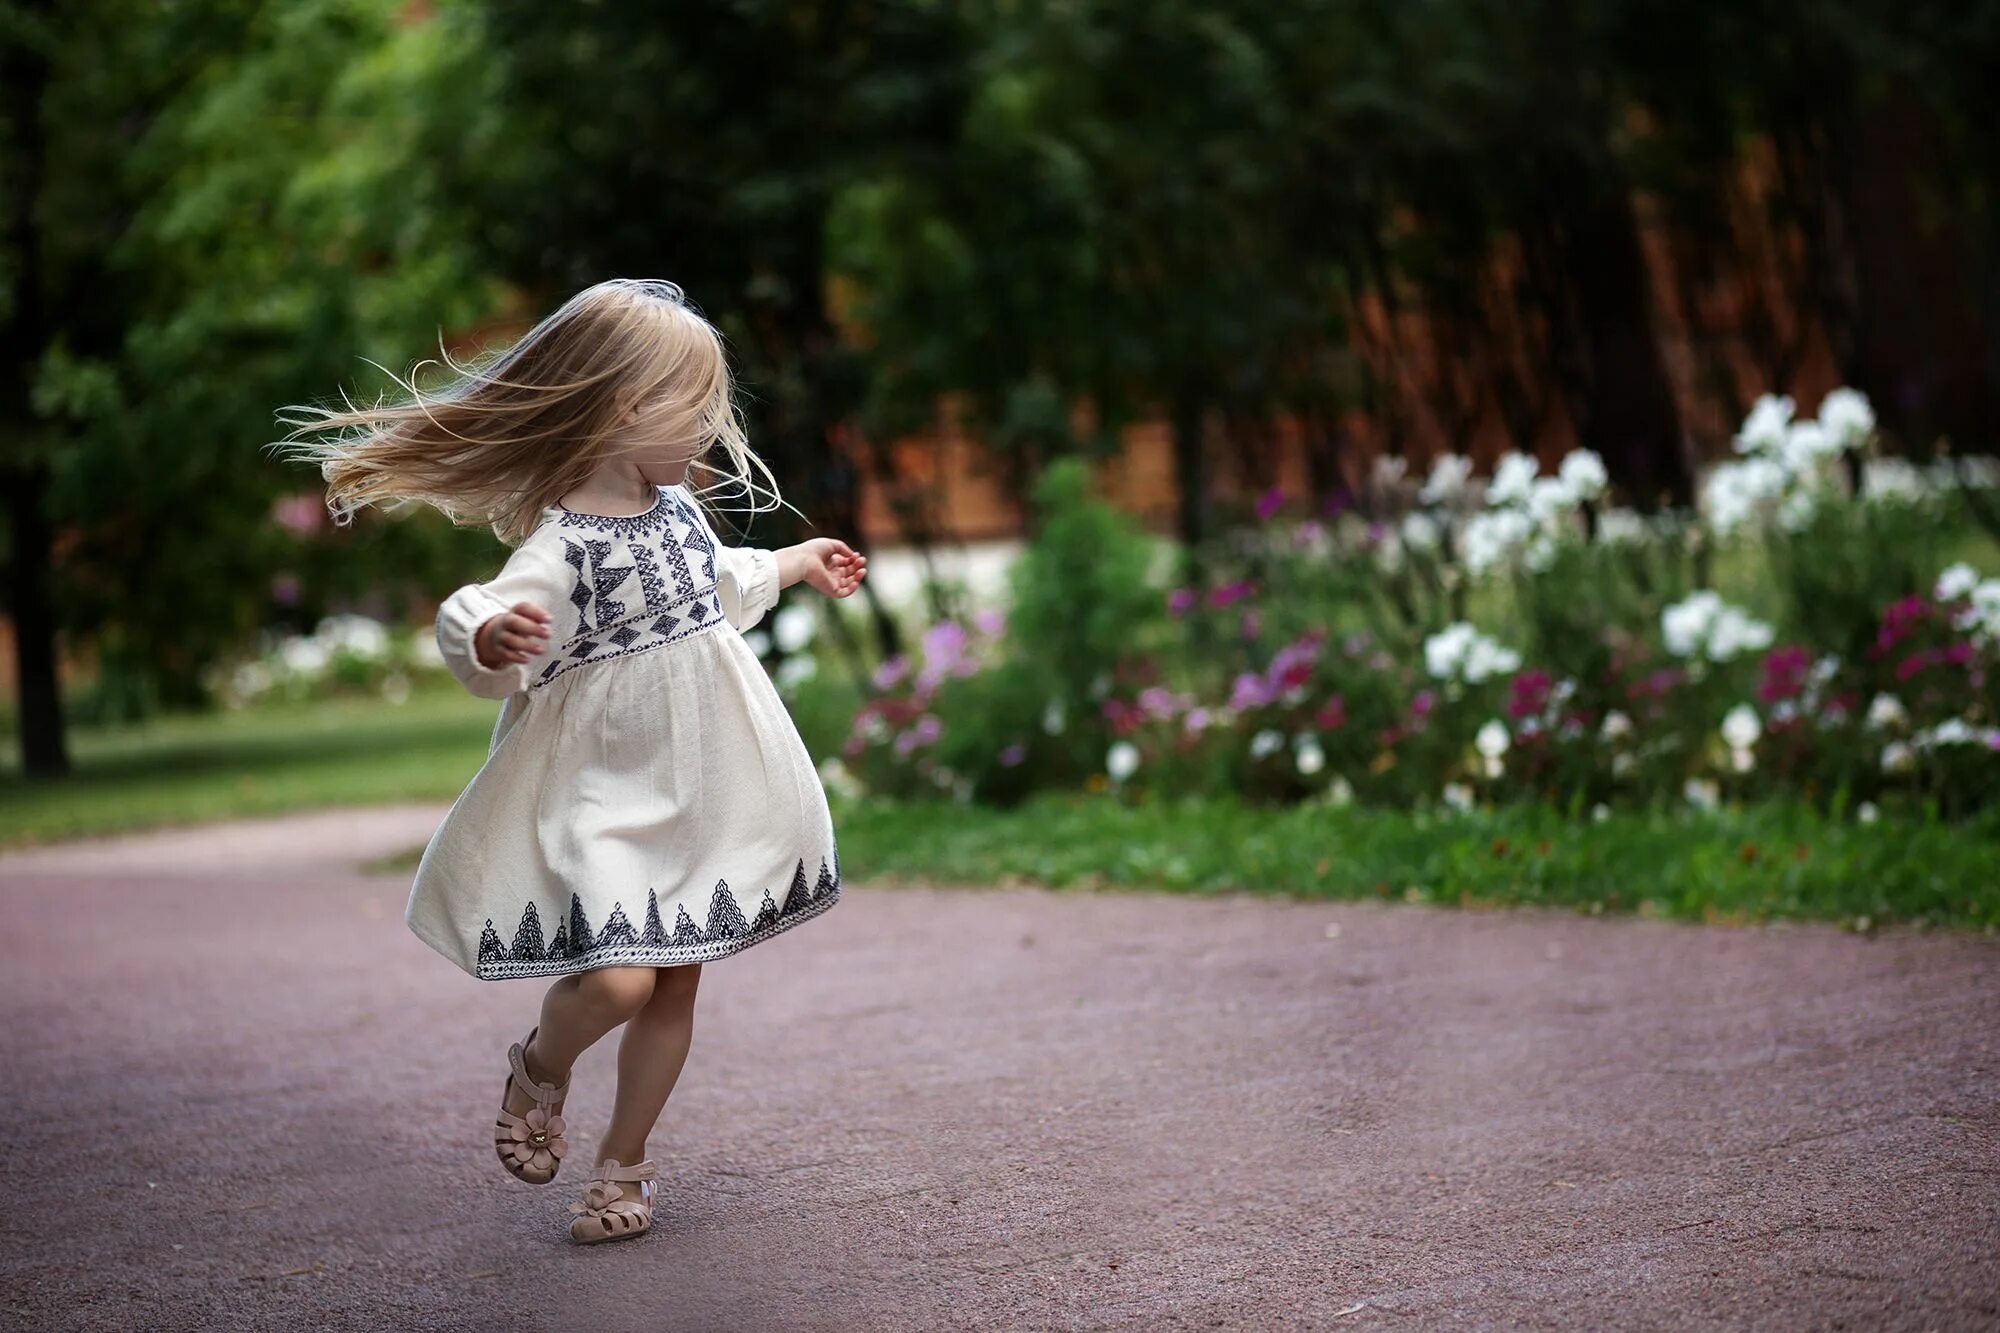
1315;694;1347;731
1758;645;1813;703
1255;486;1286;521
999;743;1026;767
973;609;1006;637
1240;611;1262;641
1410;690;1436;718
269;493;324;536
1167;587;1199;617
1208;581;1256;609
1184;707;1213;734
872;656;909;691
1230;672;1274;711
1507;670;1553;720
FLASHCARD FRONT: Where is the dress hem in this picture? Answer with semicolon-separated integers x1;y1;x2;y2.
471;883;843;980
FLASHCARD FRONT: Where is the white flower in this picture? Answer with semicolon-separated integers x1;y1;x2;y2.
279;636;331;677
817;757;862;800
1721;704;1761;750
1400;511;1442;552
1475;720;1511;759
742;629;773;658
1526;475;1575;527
1041;700;1066;735
774;655;819;691
1817;387;1875;449
1558;449;1609;503
773;604;818;653
1683;778;1720;812
1706;607;1775;662
1486;451;1541;508
1600;711;1633;742
1779;420;1837;473
1324;776;1355;807
1459;508;1532;574
1294;736;1326;776
1880;741;1915;774
1865;694;1907;731
1733;394;1795;456
316;613;388;661
1862;458;1927;505
1702;457;1788;534
1912;719;1998;750
1373;454;1409;490
1856;801;1879;824
381;671;411;705
1424;622;1521;682
1419;454;1473;505
1441;783;1475;814
1661;590;1723;658
1777;489;1817;533
1594;508;1648;545
1661;591;1772;662
1591;803;1611;824
1250;729;1286;760
1524;534;1559;573
1934;563;1981;602
1106;741;1140;783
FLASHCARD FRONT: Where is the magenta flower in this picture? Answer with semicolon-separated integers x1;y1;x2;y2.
1411;690;1436;718
973;609;1006;637
999;743;1026;767
1507;670;1553;720
872;656;909;691
1758;645;1813;703
1208;581;1256;609
1255;486;1286;521
1167;587;1199;617
1315;694;1347;731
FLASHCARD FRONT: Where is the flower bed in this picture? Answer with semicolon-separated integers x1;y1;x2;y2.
830;391;2000;818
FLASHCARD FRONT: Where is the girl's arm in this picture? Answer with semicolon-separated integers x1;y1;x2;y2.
435;540;570;699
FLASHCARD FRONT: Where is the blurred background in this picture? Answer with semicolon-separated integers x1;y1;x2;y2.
3;0;1997;924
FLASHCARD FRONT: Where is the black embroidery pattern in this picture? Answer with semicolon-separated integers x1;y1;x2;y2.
474;854;843;979
533;496;733;688
551;488;672;537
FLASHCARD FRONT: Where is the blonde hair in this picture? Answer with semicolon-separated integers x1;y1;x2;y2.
274;278;785;546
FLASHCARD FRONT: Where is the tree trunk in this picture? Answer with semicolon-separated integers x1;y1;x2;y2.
3;2;69;775
5;462;69;776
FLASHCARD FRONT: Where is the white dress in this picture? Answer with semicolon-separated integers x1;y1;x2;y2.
404;483;841;982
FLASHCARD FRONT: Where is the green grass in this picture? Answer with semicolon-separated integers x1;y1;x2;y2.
0;685;498;845
831;794;2000;932
8;694;1996;933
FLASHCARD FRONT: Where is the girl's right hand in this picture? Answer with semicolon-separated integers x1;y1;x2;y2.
474;601;553;669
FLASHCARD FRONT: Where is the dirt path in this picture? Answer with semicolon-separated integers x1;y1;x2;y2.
1;805;1994;1332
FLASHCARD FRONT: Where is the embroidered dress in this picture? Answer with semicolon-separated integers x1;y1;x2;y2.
405;483;841;981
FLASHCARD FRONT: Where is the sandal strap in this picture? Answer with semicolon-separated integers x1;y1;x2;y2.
590;1157;658;1184
509;1032;569;1105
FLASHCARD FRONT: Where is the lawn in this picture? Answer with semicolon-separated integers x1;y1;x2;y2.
0;686;497;845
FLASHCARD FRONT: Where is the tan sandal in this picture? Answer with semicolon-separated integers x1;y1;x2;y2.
493;1025;570;1184
567;1157;659;1244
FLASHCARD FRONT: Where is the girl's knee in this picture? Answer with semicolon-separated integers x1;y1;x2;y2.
650;962;701;1008
575;965;655;1016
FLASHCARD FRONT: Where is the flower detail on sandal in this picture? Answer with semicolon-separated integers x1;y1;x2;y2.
493;1025;571;1185
499;1104;568;1177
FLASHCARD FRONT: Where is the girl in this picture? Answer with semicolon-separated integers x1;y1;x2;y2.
279;278;867;1244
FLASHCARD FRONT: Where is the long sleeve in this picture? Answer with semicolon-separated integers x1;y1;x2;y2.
687;496;782;631
435;538;573;700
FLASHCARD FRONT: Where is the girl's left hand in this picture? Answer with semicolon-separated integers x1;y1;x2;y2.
789;537;868;598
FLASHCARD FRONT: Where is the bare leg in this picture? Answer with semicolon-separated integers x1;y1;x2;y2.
503;966;658;1135
598;962;703;1167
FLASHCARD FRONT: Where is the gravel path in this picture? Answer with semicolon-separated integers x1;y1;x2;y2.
1;805;1995;1332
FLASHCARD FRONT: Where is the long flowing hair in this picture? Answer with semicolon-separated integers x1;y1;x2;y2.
273;278;784;545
